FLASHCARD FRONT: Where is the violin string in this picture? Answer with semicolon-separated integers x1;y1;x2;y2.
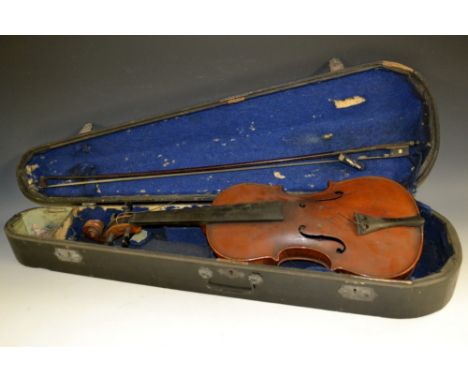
336;211;357;226
114;202;195;224
113;194;358;227
307;191;357;226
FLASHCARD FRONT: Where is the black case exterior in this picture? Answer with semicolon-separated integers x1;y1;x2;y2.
4;60;462;318
5;209;462;318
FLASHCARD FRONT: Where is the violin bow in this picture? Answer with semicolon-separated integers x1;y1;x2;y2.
39;140;419;189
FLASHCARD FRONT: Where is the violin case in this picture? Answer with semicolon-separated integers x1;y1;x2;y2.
5;59;462;318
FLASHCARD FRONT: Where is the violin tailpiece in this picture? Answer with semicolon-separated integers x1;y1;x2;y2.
354;213;424;235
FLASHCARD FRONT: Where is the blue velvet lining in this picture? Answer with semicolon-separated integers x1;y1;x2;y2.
27;68;429;198
410;203;453;279
65;202;452;279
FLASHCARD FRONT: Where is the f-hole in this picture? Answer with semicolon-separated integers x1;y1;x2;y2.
312;190;343;202
298;225;346;254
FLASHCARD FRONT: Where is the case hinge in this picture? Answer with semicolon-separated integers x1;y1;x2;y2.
77;122;103;136
224;96;246;104
329;58;345;72
81;202;97;208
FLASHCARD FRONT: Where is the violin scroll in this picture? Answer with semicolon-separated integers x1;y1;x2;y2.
83;215;141;246
82;219;105;241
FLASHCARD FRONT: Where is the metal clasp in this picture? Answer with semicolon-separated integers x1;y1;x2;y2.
198;267;263;295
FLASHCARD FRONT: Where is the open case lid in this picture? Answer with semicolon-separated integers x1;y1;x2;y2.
17;60;438;205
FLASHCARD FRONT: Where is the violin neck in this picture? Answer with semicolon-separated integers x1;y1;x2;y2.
129;201;285;226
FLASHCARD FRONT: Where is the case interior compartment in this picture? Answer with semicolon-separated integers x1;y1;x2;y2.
24;67;431;199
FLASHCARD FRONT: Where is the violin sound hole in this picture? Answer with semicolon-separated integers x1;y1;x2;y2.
298;225;346;254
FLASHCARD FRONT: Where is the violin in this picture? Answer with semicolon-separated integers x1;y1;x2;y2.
83;176;424;279
83;214;142;246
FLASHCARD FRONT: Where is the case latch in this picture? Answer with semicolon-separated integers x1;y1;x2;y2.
198;266;263;294
338;285;377;302
54;248;83;263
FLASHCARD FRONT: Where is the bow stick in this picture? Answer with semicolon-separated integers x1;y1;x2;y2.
39;141;418;189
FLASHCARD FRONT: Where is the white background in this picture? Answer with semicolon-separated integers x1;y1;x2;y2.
1;2;467;381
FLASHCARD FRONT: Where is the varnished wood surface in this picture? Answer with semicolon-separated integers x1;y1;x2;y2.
207;177;423;279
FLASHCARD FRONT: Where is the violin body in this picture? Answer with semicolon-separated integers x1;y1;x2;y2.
206;177;423;279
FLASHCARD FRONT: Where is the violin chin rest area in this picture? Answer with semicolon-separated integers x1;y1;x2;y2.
6;60;461;318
